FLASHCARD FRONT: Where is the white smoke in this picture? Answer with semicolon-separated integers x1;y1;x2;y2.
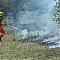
6;0;60;48
45;20;59;33
20;29;28;39
19;0;56;24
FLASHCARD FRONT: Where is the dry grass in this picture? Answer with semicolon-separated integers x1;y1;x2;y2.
0;34;60;60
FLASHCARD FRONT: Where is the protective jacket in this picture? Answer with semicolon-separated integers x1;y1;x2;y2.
0;12;5;38
0;25;5;38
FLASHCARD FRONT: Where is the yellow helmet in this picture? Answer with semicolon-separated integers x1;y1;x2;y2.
0;12;4;16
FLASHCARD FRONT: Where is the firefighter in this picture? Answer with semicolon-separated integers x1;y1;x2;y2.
0;12;5;42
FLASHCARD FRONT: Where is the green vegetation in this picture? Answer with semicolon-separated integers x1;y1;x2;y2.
0;0;28;15
0;34;60;60
54;0;60;23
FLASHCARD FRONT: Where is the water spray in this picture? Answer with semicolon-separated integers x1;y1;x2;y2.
7;24;21;31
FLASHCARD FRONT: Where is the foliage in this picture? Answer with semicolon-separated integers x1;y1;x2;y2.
54;0;60;23
0;0;28;15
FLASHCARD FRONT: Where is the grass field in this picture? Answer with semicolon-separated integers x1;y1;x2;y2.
0;34;60;60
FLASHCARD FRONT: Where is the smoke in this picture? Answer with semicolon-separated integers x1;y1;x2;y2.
6;0;56;24
6;0;60;48
23;0;56;13
18;0;56;24
6;0;57;35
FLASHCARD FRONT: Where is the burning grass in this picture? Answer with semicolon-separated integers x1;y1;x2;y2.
0;34;60;60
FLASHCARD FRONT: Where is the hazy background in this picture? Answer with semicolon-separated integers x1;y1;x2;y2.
18;0;56;24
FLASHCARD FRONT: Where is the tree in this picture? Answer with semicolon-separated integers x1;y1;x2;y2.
0;0;28;24
54;0;60;23
0;0;9;15
0;0;28;15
